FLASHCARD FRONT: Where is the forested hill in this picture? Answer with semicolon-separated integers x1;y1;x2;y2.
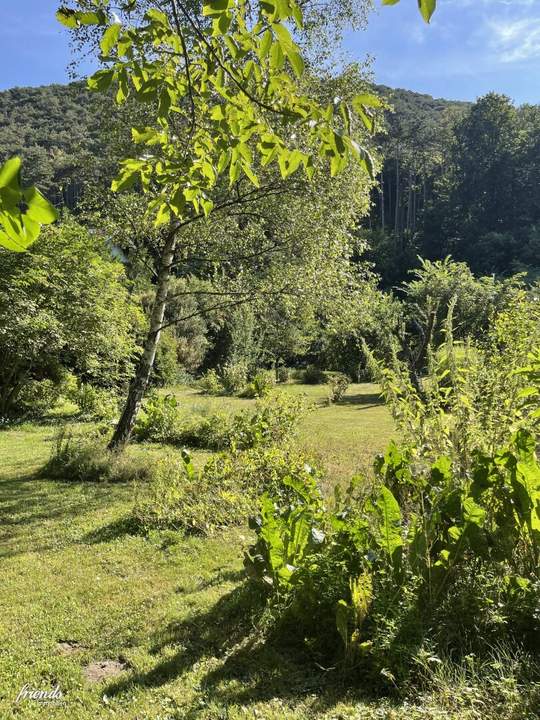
376;84;470;122
0;82;102;205
0;80;463;199
2;81;538;281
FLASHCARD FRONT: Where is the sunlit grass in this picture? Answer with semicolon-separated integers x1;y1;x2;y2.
1;384;522;718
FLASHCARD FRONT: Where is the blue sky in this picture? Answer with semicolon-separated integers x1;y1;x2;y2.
1;0;539;103
346;0;540;104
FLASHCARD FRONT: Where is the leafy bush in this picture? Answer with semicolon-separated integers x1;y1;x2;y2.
221;360;248;395
182;410;232;451
133;445;319;534
241;369;276;398
43;428;151;483
71;383;119;423
0;220;144;419
133;392;306;452
326;372;350;404
182;393;306;451
17;378;64;419
246;423;540;678
276;366;291;384
198;369;223;396
227;393;306;450
302;364;327;385
133;393;182;443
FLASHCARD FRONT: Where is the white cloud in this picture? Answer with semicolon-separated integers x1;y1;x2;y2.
489;16;540;62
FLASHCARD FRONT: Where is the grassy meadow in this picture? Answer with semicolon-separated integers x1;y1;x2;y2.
0;382;407;720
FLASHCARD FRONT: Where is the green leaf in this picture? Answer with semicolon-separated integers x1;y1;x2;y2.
202;0;230;17
0;229;26;252
23;187;58;224
56;8;79;28
0;157;56;252
286;48;304;77
258;30;273;60
100;23;121;55
78;11;106;25
0;157;21;190
336;599;350;649
87;68;115;92
462;496;486;527
158;88;172;118
352;93;383;109
418;0;436;23
272;22;294;50
381;0;436;23
154;202;171;226
376;486;403;566
131;126;164;145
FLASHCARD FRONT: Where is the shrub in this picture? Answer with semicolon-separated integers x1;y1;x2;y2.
0;220;144;419
133;445;319;534
133;393;182;443
302;364;327;384
182;410;232;451
241;369;276;399
276;366;291;384
132;391;306;453
246;424;540;678
228;393;306;450
198;369;223;396
326;372;350;404
43;428;151;483
18;378;63;419
151;329;181;387
221;360;248;395
72;383;119;423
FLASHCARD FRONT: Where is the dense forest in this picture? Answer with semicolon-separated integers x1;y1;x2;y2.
2;80;538;286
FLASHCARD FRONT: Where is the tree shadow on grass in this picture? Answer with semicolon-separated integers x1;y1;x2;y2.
81;515;143;544
0;468;132;557
104;581;366;718
104;582;261;694
338;392;385;408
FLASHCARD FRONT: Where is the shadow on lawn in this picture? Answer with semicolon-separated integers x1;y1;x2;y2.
0;469;132;557
338;392;384;408
104;581;358;717
82;515;142;544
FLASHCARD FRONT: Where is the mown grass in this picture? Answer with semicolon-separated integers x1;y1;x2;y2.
1;384;532;719
166;382;394;488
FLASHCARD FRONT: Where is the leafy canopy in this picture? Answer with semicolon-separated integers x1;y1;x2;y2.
0;220;144;416
55;0;395;225
0;157;58;252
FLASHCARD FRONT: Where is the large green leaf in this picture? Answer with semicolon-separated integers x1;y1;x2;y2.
376;486;403;566
24;187;59;224
0;157;22;190
0;157;57;252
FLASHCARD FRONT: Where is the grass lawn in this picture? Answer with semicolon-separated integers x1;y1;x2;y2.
0;383;511;719
167;382;395;488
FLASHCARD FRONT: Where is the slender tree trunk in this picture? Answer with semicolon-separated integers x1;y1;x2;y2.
406;169;413;234
394;148;400;240
380;170;385;231
108;230;177;452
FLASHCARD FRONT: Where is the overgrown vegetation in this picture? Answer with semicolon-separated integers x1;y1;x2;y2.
242;297;540;707
132;391;306;450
